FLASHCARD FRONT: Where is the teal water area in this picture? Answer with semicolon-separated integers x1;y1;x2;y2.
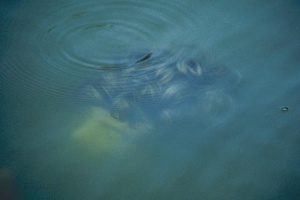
1;0;300;199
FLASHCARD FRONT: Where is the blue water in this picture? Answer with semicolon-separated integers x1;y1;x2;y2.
1;0;300;200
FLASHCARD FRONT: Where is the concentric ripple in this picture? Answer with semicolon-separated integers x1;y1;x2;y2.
1;0;195;100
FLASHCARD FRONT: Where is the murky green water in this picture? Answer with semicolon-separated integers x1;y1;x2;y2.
1;0;300;199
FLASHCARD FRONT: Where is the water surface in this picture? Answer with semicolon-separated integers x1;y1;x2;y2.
1;0;300;199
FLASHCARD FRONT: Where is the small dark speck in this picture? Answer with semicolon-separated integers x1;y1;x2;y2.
71;12;87;19
83;24;110;30
47;25;56;32
280;106;289;112
135;53;153;64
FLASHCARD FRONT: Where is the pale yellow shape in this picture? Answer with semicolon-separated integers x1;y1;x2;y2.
71;107;132;154
0;168;13;180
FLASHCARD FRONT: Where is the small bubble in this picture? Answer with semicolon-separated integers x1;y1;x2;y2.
280;106;288;112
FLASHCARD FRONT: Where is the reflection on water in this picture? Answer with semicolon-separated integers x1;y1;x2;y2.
1;0;300;199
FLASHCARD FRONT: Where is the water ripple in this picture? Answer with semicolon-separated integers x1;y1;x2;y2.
1;0;195;100
37;0;194;72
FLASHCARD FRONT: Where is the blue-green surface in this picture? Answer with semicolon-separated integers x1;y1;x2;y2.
1;0;300;199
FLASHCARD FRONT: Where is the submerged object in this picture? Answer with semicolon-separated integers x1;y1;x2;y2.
0;168;21;200
82;47;240;124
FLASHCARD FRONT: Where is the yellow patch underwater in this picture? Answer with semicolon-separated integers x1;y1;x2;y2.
71;107;132;153
71;106;149;154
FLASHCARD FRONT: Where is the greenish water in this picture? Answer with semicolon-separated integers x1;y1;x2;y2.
1;0;300;200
